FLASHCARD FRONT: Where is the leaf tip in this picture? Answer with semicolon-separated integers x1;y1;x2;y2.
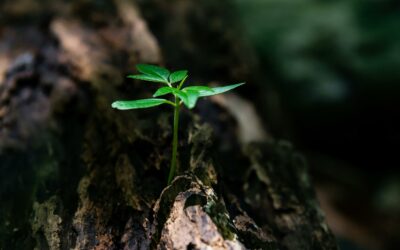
111;101;119;109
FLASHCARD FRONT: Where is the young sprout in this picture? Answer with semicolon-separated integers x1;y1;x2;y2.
112;64;244;184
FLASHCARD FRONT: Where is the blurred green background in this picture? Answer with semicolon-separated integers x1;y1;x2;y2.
235;0;400;168
232;1;400;249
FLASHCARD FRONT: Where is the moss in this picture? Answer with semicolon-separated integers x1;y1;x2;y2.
203;193;237;240
31;196;62;250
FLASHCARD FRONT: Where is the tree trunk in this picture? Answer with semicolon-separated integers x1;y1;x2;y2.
0;0;338;249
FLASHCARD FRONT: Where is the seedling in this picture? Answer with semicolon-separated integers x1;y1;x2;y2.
112;64;244;184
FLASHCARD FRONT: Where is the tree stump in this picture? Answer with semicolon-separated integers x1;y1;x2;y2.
0;0;338;249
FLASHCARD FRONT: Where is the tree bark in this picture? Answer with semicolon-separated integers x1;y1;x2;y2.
0;0;338;249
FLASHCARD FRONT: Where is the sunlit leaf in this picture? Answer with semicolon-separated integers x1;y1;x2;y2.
169;70;188;84
111;98;169;110
153;87;175;97
153;87;191;106
153;87;188;104
197;83;245;97
173;90;189;106
182;86;214;95
136;64;170;82
182;89;200;109
183;86;213;91
127;74;166;83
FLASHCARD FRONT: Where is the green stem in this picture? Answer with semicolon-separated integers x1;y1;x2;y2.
168;96;180;184
177;75;188;90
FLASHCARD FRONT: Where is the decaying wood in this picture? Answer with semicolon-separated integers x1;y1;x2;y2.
0;0;338;249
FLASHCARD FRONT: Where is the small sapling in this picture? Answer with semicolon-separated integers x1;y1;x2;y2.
112;64;244;184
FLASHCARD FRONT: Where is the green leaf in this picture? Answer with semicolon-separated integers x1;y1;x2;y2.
182;86;214;94
153;87;176;97
111;98;169;110
153;87;190;106
169;70;188;84
127;74;166;83
197;83;245;97
173;90;189;106
182;89;200;109
136;64;170;82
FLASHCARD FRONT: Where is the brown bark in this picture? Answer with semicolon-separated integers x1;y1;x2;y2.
0;0;337;249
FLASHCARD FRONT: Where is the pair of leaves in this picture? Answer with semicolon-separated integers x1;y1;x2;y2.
153;86;211;109
152;83;244;109
112;82;244;110
127;64;187;85
111;64;244;110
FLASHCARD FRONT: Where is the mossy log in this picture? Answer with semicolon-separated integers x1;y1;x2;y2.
0;0;337;249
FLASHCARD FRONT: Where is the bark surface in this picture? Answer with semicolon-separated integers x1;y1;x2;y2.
0;0;337;249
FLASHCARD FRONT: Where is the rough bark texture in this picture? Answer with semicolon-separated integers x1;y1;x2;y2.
0;0;338;249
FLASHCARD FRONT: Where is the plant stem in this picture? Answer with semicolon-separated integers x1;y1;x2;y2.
168;95;180;184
